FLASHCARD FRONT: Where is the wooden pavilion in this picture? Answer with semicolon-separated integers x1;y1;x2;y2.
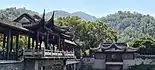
0;10;78;60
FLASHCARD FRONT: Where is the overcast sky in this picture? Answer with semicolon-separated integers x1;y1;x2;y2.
0;0;155;18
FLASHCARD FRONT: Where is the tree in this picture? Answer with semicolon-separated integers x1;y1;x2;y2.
98;11;155;43
128;37;155;54
55;16;117;51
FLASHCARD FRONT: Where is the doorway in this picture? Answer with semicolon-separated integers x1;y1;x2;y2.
106;65;123;70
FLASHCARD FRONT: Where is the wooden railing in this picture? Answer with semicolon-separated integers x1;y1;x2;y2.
136;54;155;59
23;49;75;58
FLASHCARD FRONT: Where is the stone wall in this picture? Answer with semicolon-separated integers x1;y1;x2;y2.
24;59;65;70
0;62;24;70
123;60;136;70
123;58;155;70
81;58;106;70
92;59;105;70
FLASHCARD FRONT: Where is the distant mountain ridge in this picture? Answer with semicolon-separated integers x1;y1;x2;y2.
0;8;97;21
45;10;97;21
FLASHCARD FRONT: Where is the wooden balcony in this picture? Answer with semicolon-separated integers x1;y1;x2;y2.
23;49;75;59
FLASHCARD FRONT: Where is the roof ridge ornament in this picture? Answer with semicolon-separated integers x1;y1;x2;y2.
42;9;45;27
46;11;55;29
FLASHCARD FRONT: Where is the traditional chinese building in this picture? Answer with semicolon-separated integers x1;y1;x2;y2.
0;11;80;70
89;43;139;70
13;11;79;57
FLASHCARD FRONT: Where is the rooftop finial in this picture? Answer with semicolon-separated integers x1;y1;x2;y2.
48;11;55;29
43;9;45;19
51;11;55;26
41;9;46;27
52;11;55;19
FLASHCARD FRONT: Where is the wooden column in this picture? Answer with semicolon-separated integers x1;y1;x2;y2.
45;34;47;49
35;31;39;49
45;33;49;49
6;30;11;60
39;40;41;49
2;34;6;59
53;44;55;52
2;34;6;51
61;39;63;51
58;36;61;51
43;66;45;70
62;39;65;51
16;35;19;59
32;39;34;49
28;37;31;49
10;34;13;53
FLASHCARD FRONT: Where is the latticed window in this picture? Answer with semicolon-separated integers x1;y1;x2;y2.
106;53;123;62
123;53;134;59
112;54;116;59
94;53;105;59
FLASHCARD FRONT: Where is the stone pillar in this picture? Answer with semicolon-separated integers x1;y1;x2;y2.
35;61;39;70
62;65;67;70
71;64;74;70
24;60;35;70
40;66;45;70
73;64;76;70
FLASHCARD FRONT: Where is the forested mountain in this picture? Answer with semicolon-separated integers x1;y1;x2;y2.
98;11;155;43
46;10;70;19
0;8;97;21
1;7;155;44
45;10;97;21
0;7;39;21
70;11;97;21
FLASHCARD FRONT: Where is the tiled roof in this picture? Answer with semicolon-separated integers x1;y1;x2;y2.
0;19;30;32
90;43;139;52
14;13;36;22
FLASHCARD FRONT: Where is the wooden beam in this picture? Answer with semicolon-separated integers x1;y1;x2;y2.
53;44;55;52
